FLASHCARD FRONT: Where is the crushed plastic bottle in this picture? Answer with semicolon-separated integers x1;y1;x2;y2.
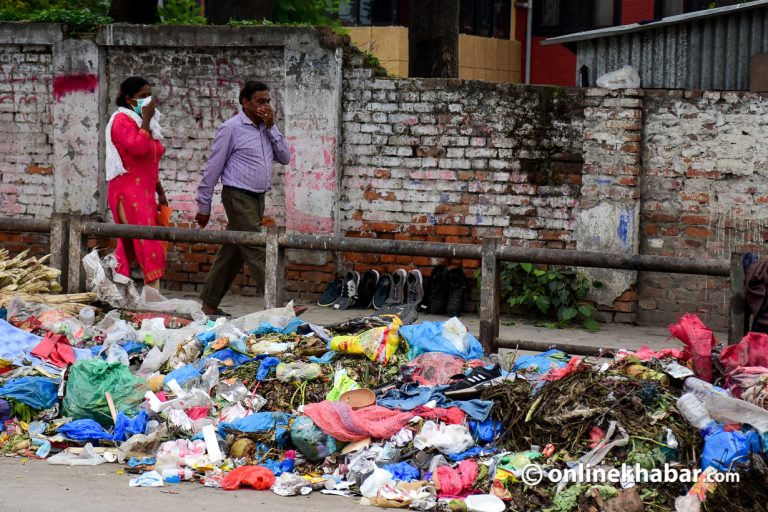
78;306;95;327
676;393;713;430
683;377;730;399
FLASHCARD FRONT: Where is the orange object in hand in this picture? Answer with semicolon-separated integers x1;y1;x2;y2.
156;204;172;251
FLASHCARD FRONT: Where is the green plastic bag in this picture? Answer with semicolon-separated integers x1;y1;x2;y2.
62;360;148;427
326;369;360;401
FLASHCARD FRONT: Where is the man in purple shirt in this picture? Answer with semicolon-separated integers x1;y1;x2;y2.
195;81;290;316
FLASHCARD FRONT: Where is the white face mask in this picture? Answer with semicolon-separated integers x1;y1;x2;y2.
133;96;152;115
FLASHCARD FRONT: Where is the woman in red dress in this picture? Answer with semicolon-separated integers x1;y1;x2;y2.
105;77;167;288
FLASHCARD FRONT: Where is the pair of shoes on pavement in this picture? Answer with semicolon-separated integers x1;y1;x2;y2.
318;269;425;311
427;265;468;317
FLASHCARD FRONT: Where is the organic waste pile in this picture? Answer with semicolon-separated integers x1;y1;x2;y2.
2;273;768;512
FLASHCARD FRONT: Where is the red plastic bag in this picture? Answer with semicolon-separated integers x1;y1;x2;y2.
669;313;718;382
221;466;275;491
406;352;464;386
720;332;768;374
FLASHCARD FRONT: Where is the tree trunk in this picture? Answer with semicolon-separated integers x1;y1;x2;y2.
109;0;160;24
206;0;275;25
408;0;459;78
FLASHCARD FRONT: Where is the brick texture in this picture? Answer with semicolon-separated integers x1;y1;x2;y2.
0;45;54;219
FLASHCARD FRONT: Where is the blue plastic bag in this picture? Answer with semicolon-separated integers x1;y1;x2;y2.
400;321;484;360
513;349;568;377
220;412;293;444
121;341;149;355
469;418;502;444
0;376;59;410
58;419;113;442
383;462;420;482
164;363;201;388
112;411;149;442
256;357;280;381
196;348;252;371
701;423;762;471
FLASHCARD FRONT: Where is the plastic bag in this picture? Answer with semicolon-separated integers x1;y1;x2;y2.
129;470;164;487
104;319;138;345
400;320;483;360
360;468;395;498
222;466;276;491
103;342;130;366
0;376;59;410
48;443;107;466
382;462;420;482
232;302;296;332
701;424;761;471
596;65;641;89
720;332;768;374
406;352;465;386
117;426;166;463
163;363;201;389
290;415;343;462
62;359;148;426
273;472;314;496
57;419;113;441
113;411;149;442
220;412;293;443
669;314;717;382
83;249;142;309
140;286;202;315
276;362;322;382
442;317;470;354
136;317;168;347
413;421;474;455
326;369;360;401
330;316;402;364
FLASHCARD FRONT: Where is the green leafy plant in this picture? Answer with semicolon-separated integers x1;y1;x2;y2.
159;0;205;25
274;0;338;25
30;7;111;32
478;262;603;330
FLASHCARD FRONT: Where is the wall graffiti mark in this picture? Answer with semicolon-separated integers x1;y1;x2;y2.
52;73;98;102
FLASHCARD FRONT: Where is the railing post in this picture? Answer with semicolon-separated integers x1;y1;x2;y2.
67;214;88;293
479;237;500;354
49;212;70;288
729;251;747;344
264;226;285;309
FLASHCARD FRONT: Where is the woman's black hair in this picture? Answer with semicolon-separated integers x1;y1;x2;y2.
116;76;149;108
239;81;269;103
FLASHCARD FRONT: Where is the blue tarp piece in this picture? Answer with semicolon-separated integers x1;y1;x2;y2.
400;321;484;360
383;462;420;482
57;419;112;441
0;376;59;410
164;363;201;388
113;411;149;442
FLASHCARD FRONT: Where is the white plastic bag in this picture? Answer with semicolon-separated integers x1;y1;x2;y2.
137;317;167;347
442;317;470;355
140;286;202;315
48;443;106;466
360;468;394;498
596;65;641;89
413;421;474;455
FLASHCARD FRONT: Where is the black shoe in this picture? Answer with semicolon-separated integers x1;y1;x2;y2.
356;270;379;309
406;269;424;307
376;303;418;325
333;271;360;310
372;273;391;310
386;269;407;306
444;364;507;399
318;276;344;307
428;265;449;314
446;267;468;317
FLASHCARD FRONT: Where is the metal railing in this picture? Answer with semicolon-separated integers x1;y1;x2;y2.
0;213;745;353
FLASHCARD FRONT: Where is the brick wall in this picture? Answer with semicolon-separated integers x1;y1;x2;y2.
639;90;768;330
340;72;585;309
0;44;54;219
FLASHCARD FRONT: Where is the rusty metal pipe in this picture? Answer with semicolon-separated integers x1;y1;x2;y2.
0;218;52;233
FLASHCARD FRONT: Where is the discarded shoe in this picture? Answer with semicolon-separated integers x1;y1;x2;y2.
333;271;360;310
376;303;418;325
293;305;308;316
372;273;391;310
446;267;468;317
318;276;344;307
428;265;449;314
444;364;511;399
386;269;408;306
406;269;424;308
356;269;380;309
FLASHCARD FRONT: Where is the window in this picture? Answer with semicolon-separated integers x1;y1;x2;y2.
534;0;619;36
460;0;512;39
594;0;614;27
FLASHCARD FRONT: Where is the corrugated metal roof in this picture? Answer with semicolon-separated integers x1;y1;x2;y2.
542;0;768;45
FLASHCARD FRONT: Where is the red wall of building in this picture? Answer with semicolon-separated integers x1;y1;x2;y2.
514;0;655;87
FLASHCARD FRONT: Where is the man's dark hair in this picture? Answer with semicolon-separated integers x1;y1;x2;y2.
239;81;270;103
116;76;149;108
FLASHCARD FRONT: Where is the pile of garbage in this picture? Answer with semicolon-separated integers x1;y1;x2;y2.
2;279;768;512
